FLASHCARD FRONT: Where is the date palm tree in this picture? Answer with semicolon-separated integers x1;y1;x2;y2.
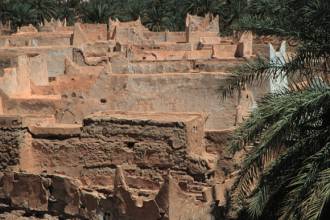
108;0;144;21
142;0;175;31
182;0;222;16
81;0;113;24
54;0;78;25
223;0;330;219
31;0;58;23
6;0;38;28
0;0;9;23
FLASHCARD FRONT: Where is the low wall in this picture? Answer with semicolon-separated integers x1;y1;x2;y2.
132;42;192;51
131;49;213;61
143;31;166;41
143;32;187;43
0;32;72;47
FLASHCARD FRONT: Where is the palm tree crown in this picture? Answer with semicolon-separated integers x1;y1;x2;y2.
224;0;330;219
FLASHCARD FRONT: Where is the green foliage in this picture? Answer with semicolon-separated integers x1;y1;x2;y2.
114;0;147;21
0;0;248;32
224;0;330;219
80;0;114;24
56;0;83;25
5;0;38;29
182;0;219;16
0;0;9;23
31;0;57;22
142;0;176;31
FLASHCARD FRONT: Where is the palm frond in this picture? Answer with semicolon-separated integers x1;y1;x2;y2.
231;86;330;219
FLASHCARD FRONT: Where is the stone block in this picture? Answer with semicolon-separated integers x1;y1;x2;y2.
29;123;82;138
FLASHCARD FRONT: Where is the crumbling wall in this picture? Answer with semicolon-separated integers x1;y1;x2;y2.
0;116;26;170
0;129;24;170
0;13;269;220
27;112;209;182
0;112;215;220
0;171;214;220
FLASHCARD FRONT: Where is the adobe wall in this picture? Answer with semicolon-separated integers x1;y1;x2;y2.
25;112;208;180
143;32;166;42
110;58;245;74
0;32;72;47
212;44;238;59
45;47;73;77
79;23;107;41
0;112;215;220
28;54;49;86
143;32;187;43
188;31;219;46
111;59;193;74
132;42;193;51
0;171;214;220
0;46;73;77
52;72;240;130
0;128;24;170
130;49;214;61
0;116;26;170
3;96;59;116
194;59;246;72
165;32;187;42
0;14;272;219
0;56;31;97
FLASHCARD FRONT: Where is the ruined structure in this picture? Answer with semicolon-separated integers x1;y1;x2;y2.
0;14;269;219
